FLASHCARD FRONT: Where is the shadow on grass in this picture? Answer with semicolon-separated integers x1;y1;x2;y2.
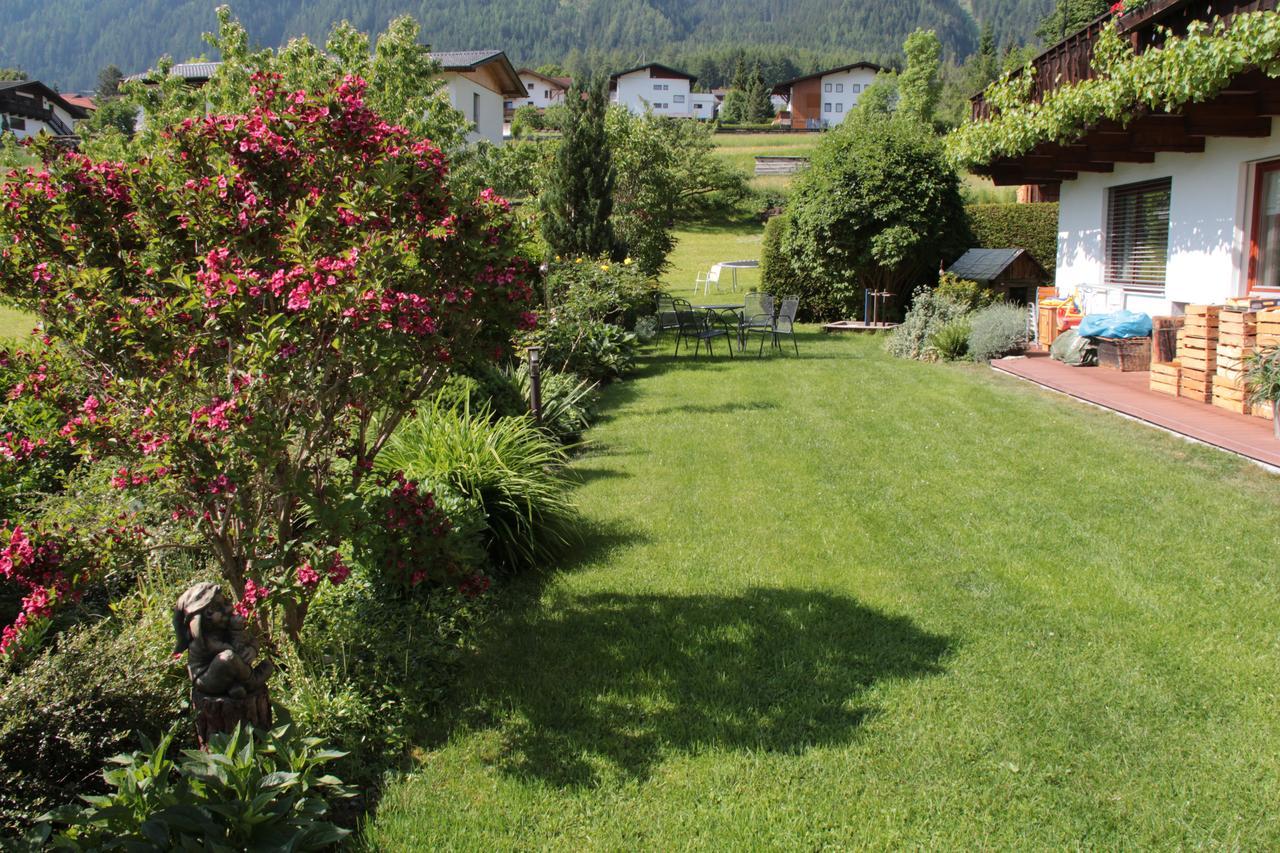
450;586;952;789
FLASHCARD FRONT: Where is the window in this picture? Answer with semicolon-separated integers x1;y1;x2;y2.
835;83;844;93
835;103;843;113
852;84;862;93
824;82;832;93
1105;178;1172;292
1249;159;1280;293
472;92;481;122
823;102;832;113
7;116;25;131
673;94;685;103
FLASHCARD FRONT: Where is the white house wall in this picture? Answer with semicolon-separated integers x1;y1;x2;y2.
1056;117;1280;315
515;77;565;110
816;68;879;127
613;71;693;118
443;73;505;146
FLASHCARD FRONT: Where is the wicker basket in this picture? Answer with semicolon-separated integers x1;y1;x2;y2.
1096;336;1152;372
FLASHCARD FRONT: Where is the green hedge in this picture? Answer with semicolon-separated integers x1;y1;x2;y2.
964;203;1059;278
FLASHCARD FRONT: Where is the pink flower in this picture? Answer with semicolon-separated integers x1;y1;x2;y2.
297;562;320;590
327;555;350;586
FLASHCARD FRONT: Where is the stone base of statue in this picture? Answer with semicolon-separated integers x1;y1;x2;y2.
193;686;272;747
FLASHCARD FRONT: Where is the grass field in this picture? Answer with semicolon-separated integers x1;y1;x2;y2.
367;332;1280;848
0;306;35;338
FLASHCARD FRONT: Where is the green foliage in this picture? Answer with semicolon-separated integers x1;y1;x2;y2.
607;109;747;276
949;13;1280;171
545;256;655;328
511;104;544;138
760;213;826;321
898;29;943;126
451;139;551;202
935;272;999;311
439;365;528;422
778;111;970;321
885;286;971;360
511;363;600;444
1244;346;1280;435
929;316;973;360
93;10;467;161
967;301;1029;362
279;557;490;790
1035;0;1109;44
527;320;638;382
0;593;189;831
541;77;617;260
376;400;577;572
42;722;352;851
965;202;1059;277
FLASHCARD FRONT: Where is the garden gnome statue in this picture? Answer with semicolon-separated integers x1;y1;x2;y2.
172;582;274;745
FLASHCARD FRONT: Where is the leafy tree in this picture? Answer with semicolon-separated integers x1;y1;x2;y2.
770;110;969;321
540;77;617;259
0;78;536;648
898;29;943;126
98;9;466;162
718;61;747;124
607;109;746;275
510;104;544;137
95;64;124;100
1035;0;1109;44
0;68;27;81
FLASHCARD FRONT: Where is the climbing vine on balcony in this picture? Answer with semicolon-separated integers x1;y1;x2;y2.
946;10;1280;171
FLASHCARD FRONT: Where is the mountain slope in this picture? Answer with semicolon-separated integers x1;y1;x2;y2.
0;0;1055;91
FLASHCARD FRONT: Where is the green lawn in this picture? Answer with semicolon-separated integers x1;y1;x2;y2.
661;216;765;301
367;333;1280;848
0;305;35;339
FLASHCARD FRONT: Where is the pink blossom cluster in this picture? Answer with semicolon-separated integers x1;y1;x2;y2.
0;525;66;654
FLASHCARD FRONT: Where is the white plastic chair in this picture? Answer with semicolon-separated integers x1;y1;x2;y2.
694;264;722;296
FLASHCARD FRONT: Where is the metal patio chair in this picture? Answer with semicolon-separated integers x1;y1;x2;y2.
734;290;775;351
673;300;733;358
747;294;800;357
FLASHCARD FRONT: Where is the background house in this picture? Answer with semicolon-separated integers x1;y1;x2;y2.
430;50;526;146
0;80;90;138
609;63;697;118
969;1;1280;316
508;68;571;115
771;62;884;130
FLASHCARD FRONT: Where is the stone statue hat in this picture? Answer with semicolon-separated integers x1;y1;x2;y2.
172;581;225;654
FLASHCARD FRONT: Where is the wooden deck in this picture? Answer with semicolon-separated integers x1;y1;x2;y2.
992;354;1280;470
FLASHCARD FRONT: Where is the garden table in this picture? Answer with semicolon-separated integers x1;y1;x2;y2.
717;260;759;291
695;304;749;351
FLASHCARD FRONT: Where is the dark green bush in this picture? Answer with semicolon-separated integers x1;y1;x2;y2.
760;213;829;322
774;112;970;322
527;320;637;382
964;202;1059;278
439;364;527;421
544;256;655;329
0;592;190;831
935;272;999;311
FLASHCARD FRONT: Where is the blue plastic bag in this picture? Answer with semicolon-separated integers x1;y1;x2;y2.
1076;310;1153;339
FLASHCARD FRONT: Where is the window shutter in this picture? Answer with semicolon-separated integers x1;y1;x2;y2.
1105;178;1172;292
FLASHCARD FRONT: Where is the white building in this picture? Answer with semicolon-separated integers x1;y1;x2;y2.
431;51;526;146
771;62;884;130
507;68;572;113
690;92;717;121
0;80;90;139
609;63;699;119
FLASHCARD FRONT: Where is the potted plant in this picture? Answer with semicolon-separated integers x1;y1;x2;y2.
1245;346;1280;439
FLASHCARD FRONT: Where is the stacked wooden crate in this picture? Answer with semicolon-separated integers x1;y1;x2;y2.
1176;305;1219;402
1149;360;1180;396
1212;308;1256;414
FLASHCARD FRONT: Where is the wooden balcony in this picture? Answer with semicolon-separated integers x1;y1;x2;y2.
972;0;1280;122
969;0;1280;186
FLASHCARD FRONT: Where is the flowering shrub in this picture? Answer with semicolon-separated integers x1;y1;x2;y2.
544;255;654;328
0;75;536;647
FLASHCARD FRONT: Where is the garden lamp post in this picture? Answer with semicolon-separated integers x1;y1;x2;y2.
528;346;543;425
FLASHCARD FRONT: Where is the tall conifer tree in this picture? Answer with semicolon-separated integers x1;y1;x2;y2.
540;76;617;259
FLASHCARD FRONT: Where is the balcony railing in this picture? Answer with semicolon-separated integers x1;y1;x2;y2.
972;0;1280;121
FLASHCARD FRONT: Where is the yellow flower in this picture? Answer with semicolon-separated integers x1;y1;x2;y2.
623;257;633;265
600;265;610;272
574;257;583;264
555;255;561;262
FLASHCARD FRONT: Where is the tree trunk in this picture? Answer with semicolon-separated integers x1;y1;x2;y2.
193;686;272;748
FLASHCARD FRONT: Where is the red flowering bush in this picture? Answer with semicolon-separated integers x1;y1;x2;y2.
0;74;536;647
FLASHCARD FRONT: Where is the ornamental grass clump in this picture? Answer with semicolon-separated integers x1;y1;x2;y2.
0;74;537;650
1245;346;1280;439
